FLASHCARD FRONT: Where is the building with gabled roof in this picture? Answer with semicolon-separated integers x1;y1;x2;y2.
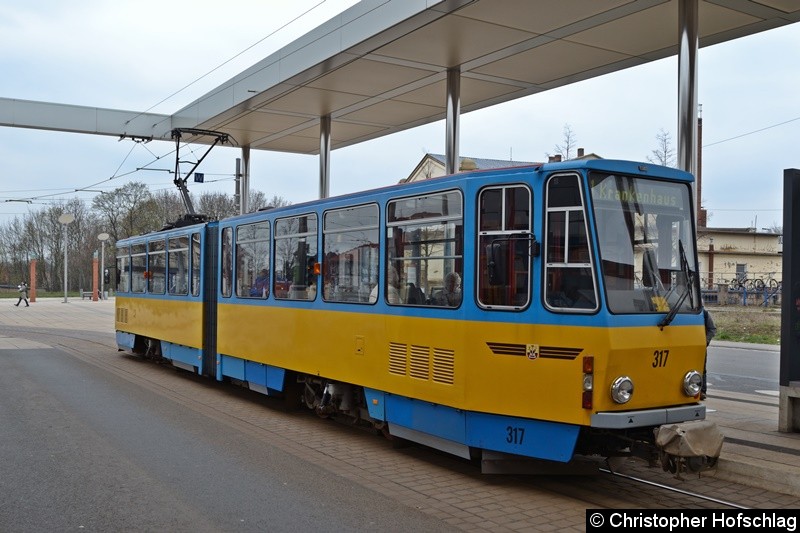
401;153;540;184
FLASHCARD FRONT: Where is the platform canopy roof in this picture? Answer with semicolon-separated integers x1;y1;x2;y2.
3;0;799;154
170;0;799;153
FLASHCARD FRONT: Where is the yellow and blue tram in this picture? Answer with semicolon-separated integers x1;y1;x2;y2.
115;158;722;473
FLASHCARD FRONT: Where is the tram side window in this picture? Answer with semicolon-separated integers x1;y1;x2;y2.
386;191;463;307
116;248;130;293
221;227;233;298
130;244;146;293
275;214;318;301
236;221;270;298
544;174;597;311
477;185;532;308
168;236;189;295
322;204;379;303
191;233;201;297
147;240;166;294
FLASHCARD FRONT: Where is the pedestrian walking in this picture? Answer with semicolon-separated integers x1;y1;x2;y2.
15;281;29;307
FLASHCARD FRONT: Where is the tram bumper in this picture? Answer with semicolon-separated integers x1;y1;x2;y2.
654;420;723;475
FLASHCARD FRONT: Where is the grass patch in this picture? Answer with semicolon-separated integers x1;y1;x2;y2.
708;306;781;345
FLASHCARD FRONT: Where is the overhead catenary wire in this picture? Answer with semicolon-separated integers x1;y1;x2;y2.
1;2;330;207
703;115;800;148
129;0;327;128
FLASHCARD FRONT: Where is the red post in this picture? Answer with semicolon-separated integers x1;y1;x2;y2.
29;260;37;303
92;256;99;301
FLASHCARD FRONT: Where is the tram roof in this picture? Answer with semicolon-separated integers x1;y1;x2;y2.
169;0;799;153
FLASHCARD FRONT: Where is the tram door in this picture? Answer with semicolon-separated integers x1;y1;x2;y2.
478;185;532;309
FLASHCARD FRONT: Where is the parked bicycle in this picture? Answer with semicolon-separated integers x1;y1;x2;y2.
728;277;755;291
729;273;781;293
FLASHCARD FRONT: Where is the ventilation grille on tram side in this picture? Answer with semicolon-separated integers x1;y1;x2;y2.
388;342;455;385
116;307;128;324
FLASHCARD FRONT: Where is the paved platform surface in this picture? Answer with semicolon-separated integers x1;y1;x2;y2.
700;341;800;499
1;296;799;501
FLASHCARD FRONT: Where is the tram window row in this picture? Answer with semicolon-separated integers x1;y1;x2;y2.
116;176;598;313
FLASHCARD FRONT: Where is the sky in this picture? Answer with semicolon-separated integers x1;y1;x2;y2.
0;1;798;230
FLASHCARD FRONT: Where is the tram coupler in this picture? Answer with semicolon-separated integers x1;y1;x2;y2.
654;420;723;478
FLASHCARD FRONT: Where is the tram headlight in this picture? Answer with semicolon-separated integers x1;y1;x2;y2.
683;370;703;397
610;376;634;404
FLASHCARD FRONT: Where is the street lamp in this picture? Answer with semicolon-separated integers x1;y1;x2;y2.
58;213;75;303
98;232;109;300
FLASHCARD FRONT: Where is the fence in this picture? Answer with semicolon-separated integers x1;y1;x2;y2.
701;284;782;307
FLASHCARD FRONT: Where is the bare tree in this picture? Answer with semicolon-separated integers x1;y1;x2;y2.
197;192;238;221
647;129;676;167
548;124;578;160
247;190;269;212
92;182;158;241
0;181;295;292
150;189;186;228
262;194;292;210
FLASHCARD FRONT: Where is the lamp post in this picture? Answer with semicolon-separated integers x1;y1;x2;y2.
98;232;109;300
58;213;75;303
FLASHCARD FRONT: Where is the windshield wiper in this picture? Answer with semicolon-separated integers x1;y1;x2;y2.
658;240;694;330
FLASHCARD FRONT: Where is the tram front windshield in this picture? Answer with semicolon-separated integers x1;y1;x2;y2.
589;172;699;316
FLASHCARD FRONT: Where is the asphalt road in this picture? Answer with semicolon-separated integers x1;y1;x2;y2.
706;341;779;396
0;343;458;532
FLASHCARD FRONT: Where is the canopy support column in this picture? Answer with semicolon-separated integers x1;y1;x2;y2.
320;115;331;198
445;68;461;175
237;146;250;215
677;0;699;179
